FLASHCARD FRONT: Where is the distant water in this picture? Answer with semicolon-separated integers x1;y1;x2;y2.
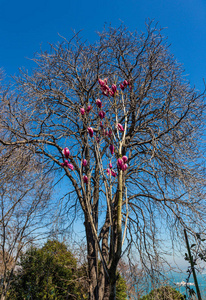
137;272;206;299
163;272;206;298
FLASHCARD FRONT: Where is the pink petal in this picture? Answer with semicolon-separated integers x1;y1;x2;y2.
62;147;70;158
117;123;124;132
82;159;87;167
96;99;102;108
122;156;128;163
80;108;85;115
83;175;88;184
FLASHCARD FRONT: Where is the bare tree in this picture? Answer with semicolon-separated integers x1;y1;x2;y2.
0;22;206;299
0;142;53;299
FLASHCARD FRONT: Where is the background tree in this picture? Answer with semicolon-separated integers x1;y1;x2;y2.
0;22;206;299
0;144;52;300
8;240;81;299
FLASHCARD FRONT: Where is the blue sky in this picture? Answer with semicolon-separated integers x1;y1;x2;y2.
0;0;206;91
1;0;206;271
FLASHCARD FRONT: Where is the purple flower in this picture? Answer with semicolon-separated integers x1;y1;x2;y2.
96;99;102;108
99;111;106;119
83;175;88;184
86;105;92;113
80;108;85;115
120;83;125;91
111;170;117;177
82;159;87;167
117;158;124;170
87;127;94;138
109;145;114;155
98;78;108;86
67;163;74;170
122;156;128;163
122;164;128;171
117;123;124;132
109;163;113;169
123;80;128;87
62;147;70;158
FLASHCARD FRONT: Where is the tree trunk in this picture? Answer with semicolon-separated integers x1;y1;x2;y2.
85;218;99;300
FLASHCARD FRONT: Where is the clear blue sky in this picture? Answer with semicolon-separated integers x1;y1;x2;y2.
0;0;206;90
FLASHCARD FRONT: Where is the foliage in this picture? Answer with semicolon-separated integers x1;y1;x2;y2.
139;285;185;300
8;240;81;299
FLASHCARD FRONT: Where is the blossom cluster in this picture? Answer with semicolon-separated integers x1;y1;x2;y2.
60;78;130;183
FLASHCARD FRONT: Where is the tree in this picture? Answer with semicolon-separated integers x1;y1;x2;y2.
0;22;206;299
8;240;81;299
0;144;52;300
139;285;185;300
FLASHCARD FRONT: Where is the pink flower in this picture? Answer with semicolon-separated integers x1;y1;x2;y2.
117;158;124;170
87;105;92;113
96;99;102;108
111;170;117;177
99;111;106;119
98;78;108;86
120;83;125;91
80;108;85;115
117;123;124;132
87;127;94;138
109;89;114;97
83;175;88;184
122;156;128;163
61;160;74;170
123;80;128;86
67;163;74;170
109;163;113;169
109;145;114;155
62;147;70;158
106;168;111;175
122;164;128;171
101;86;110;97
82;159;87;167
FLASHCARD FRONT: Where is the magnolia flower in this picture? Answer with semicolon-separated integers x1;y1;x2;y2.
67;163;74;170
87;127;94;138
120;83;125;91
109;163;113;169
96;99;102;108
87;105;92;113
82;159;87;167
99;111;106;119
117;123;124;132
117;158;124;170
80;108;85;115
98;78;108;86
83;175;88;184
109;145;114;155
109;89;114;97
123;80;128;86
122;156;128;163
62;147;70;158
61;160;74;170
111;170;117;177
122;163;128;171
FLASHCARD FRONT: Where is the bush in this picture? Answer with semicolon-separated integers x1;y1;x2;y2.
139;285;185;300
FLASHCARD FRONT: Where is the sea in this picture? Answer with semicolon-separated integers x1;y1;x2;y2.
137;272;206;299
